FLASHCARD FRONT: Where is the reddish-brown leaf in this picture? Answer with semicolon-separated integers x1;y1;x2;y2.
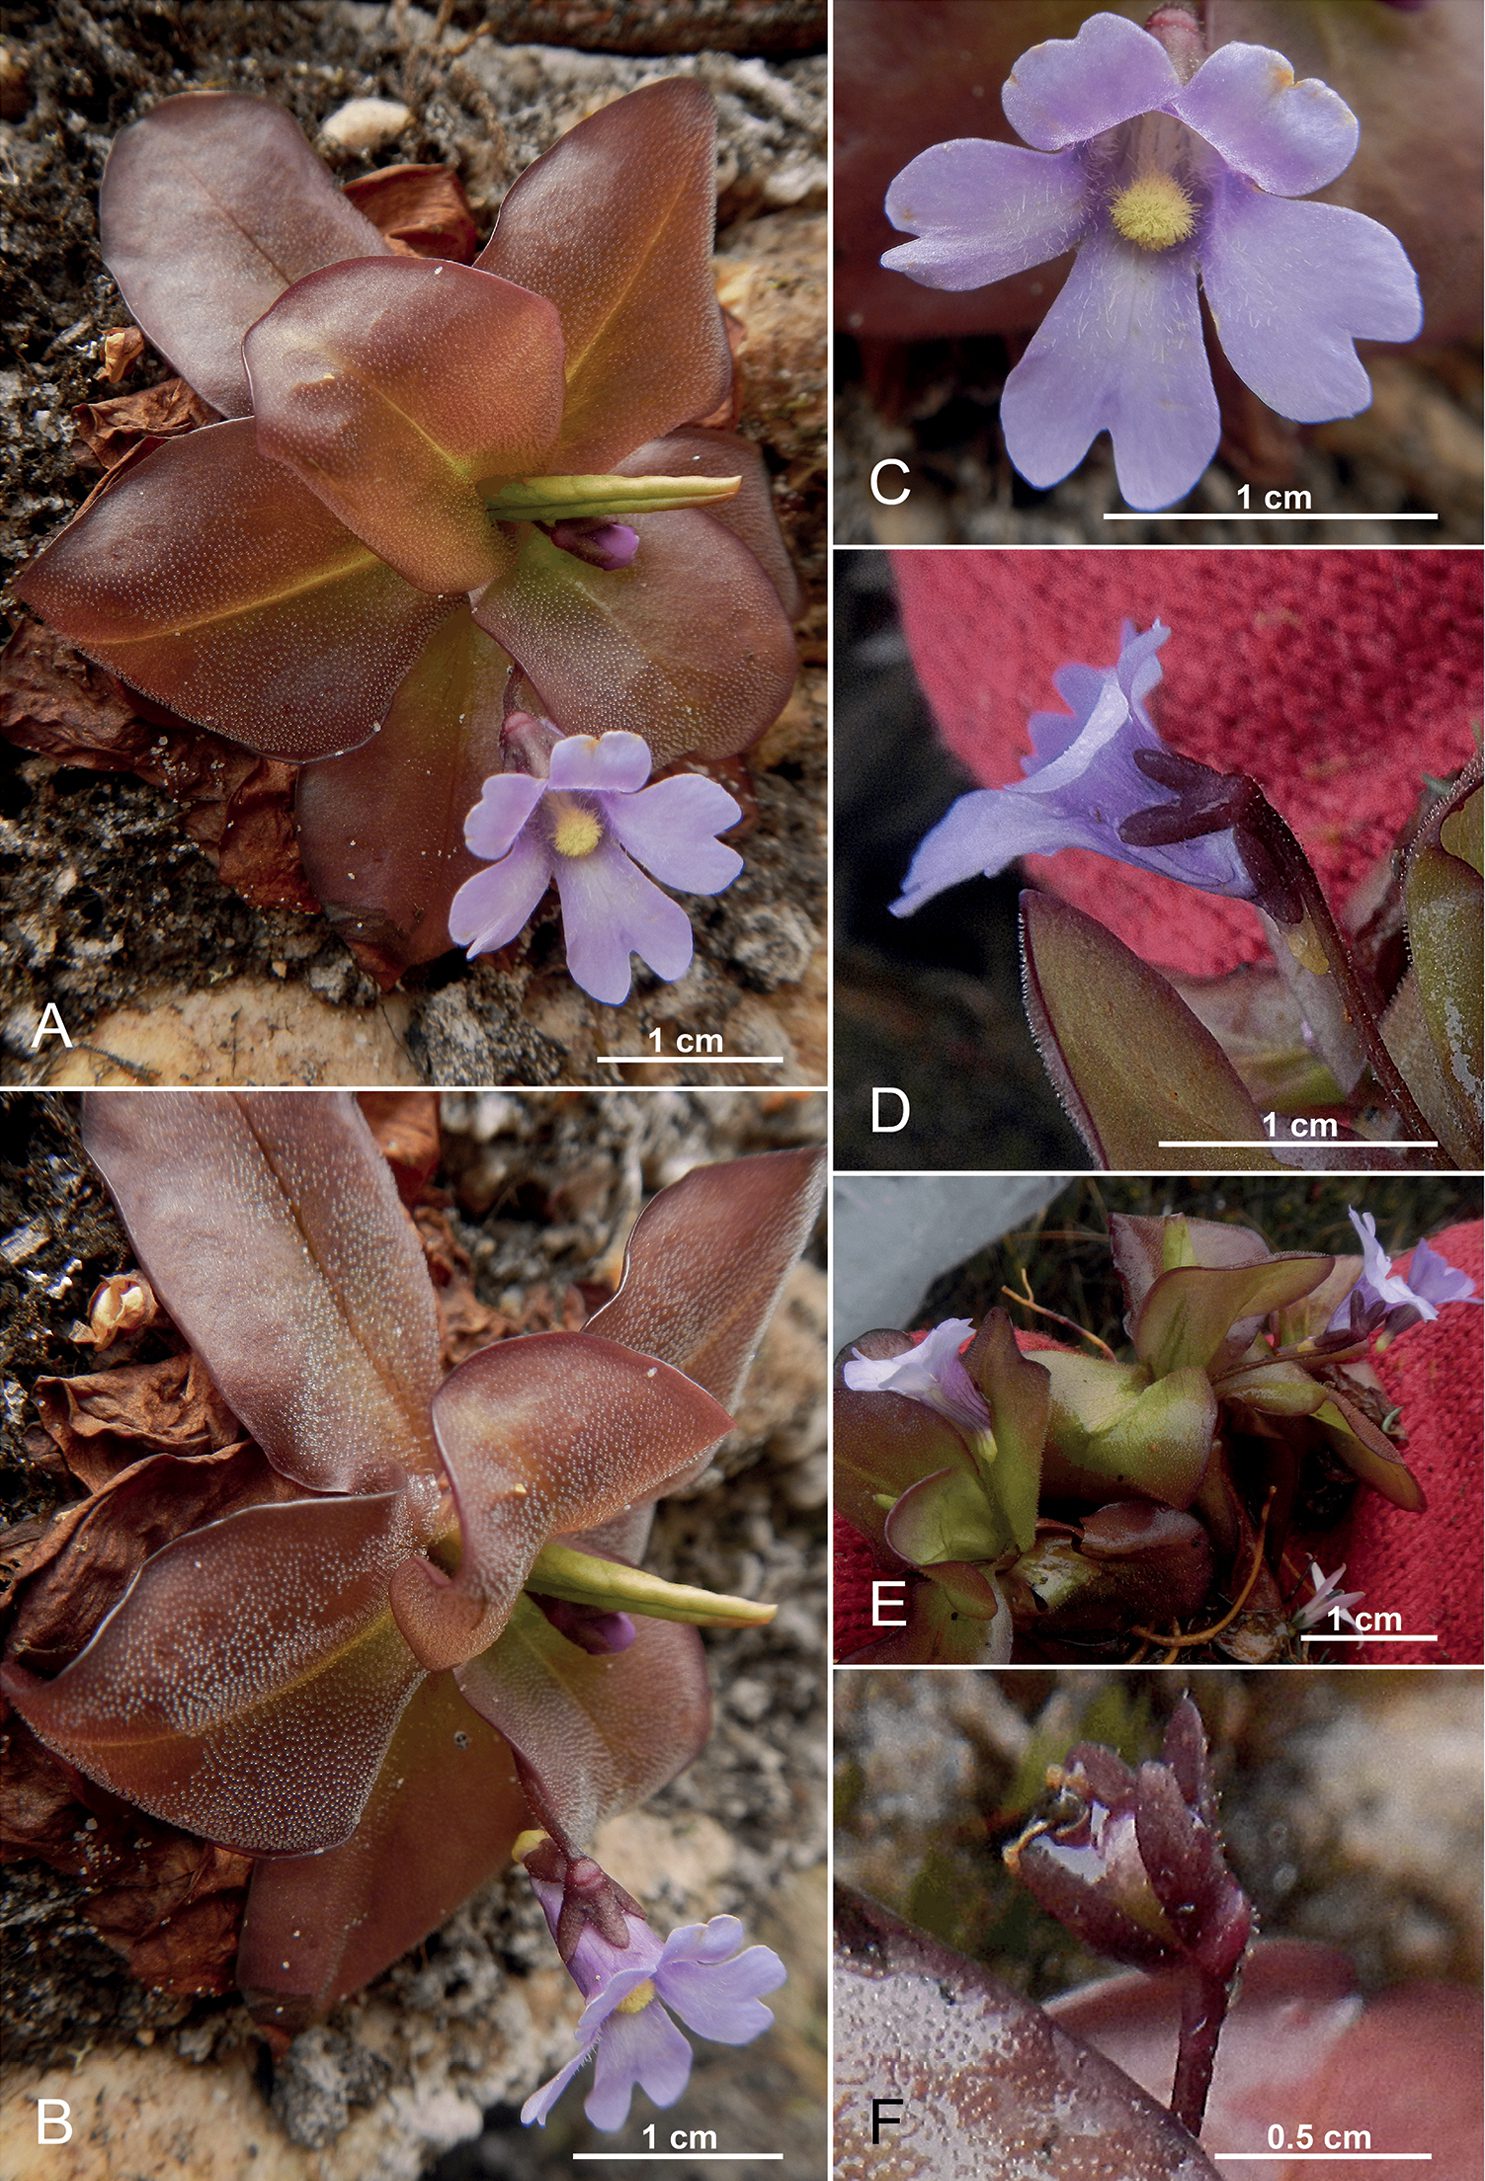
471;511;797;763
83;1092;444;1494
390;1332;733;1669
295;608;514;979
342;163;480;263
618;428;801;618
245;259;565;594
237;1672;528;2027
5;1442;292;1674
15;420;453;763
456;1596;709;1849
99;92;393;415
476;80;731;471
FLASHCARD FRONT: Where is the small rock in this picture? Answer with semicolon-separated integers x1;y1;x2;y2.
320;97;413;154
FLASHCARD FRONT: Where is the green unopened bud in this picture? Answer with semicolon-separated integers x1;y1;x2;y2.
483;471;741;523
527;1542;776;1628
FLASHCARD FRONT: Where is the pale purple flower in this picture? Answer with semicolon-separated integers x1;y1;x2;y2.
881;9;1422;509
842;1317;992;1442
521;1866;786;2132
449;723;743;1006
1330;1208;1482;1334
1292;1559;1365;1634
893;618;1257;918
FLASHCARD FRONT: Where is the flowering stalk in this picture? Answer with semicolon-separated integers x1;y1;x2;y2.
1122;753;1444;1155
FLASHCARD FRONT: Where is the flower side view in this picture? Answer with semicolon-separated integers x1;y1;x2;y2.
892;617;1259;919
519;1835;785;2130
881;8;1422;509
451;716;743;1004
1335;1208;1485;1335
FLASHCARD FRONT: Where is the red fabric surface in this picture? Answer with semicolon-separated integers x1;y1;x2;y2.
892;550;1482;977
1346;1218;1484;1664
833;1268;1483;1663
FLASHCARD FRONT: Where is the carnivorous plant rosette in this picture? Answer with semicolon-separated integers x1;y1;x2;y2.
0;1093;824;2105
881;7;1422;509
835;1205;1480;1666
11;81;800;971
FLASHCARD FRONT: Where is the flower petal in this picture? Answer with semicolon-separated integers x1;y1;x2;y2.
461;770;547;862
1002;13;1178;151
448;831;552;954
554;839;695;1004
657;1916;749;1966
883;140;1087;291
585;2004;693;2130
548;730;652;794
521;2044;593;2127
658;1946;786;2044
1000;228;1219;510
603;776;744;893
1200;186;1423;424
1170;42;1358;197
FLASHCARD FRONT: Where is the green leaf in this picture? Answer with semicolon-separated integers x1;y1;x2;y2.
962;1308;1049;1552
1019;892;1281;1170
841;1574;1007;1665
1404;776;1483;1161
883;1466;1013;1568
1133;1255;1334;1376
834;1333;975;1550
1218;1363;1424;1511
1109;1213;1272;1323
527;1542;775;1628
1173;963;1344;1112
482;471;741;522
1040;1353;1216;1510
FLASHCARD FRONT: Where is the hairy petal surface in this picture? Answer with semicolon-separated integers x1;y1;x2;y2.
245;259;565;592
1001;12;1178;151
238;1673;527;2027
475;80;730;471
99;92;393;416
82;1092;443;1492
296;610;515;974
617;429;801;618
14;421;452;762
389;1333;733;1669
585;1147;826;1414
456;1596;710;1847
1001;229;1219;512
1170;43;1358;197
1;1493;425;1856
1201;187;1423;424
471;514;797;763
882;139;1087;290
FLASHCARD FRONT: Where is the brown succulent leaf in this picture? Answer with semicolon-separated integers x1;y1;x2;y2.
30;1350;242;1491
6;1441;291;1673
72;376;214;470
342;162;480;263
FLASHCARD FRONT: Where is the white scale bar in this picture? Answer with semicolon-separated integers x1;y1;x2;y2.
1211;2156;1432;2163
1099;514;1439;523
1156;1141;1438;1150
598;1055;784;1065
572;2156;784;2163
1301;1634;1437;1643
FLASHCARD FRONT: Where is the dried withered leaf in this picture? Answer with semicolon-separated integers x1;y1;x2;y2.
101;324;146;382
342;162;480;262
6;1441;291;1672
31;1349;243;1489
0;1719;250;1998
357;1091;442;1206
73;376;214;469
0;621;317;916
